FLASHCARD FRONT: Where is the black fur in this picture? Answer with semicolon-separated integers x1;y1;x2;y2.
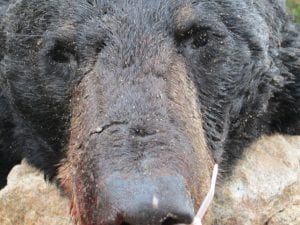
0;0;299;188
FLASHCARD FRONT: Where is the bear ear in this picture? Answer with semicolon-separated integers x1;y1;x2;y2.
269;23;300;135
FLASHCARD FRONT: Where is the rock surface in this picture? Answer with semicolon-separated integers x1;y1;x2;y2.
213;135;300;225
0;161;73;225
0;135;299;225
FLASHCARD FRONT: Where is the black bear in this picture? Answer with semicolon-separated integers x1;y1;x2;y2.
0;0;299;225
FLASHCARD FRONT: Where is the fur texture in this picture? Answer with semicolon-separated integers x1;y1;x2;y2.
0;0;299;212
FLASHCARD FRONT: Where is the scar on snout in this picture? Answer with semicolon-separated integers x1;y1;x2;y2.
90;121;127;136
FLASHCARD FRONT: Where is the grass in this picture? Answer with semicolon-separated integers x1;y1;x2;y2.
287;0;300;24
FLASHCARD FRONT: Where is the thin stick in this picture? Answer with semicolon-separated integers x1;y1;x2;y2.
191;164;218;225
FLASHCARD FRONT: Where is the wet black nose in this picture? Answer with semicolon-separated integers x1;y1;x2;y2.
102;175;195;225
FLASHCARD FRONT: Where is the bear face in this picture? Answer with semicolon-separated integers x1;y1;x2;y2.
0;1;299;225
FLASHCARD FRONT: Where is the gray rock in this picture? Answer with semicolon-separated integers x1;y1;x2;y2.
0;161;73;225
213;135;300;225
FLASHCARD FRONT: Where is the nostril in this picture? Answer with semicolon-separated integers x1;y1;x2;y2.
161;216;180;225
120;222;131;225
160;210;194;225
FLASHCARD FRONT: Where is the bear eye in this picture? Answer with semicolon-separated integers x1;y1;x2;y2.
175;26;210;49
48;41;75;63
191;30;209;48
94;40;106;54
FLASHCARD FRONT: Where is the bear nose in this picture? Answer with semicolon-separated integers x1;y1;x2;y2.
102;175;195;225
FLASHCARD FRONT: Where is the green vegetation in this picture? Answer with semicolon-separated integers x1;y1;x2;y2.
287;0;300;24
